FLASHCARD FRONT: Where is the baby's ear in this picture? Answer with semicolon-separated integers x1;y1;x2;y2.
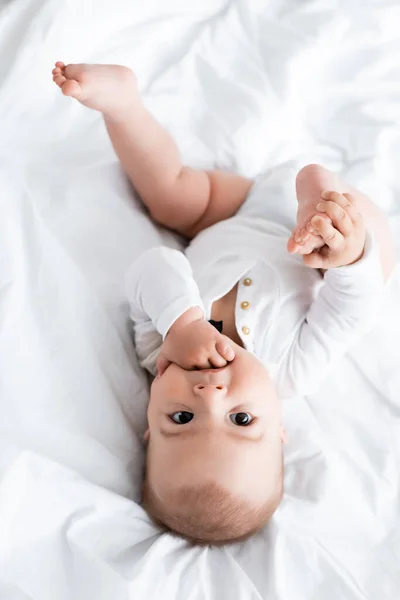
280;427;288;445
143;428;150;443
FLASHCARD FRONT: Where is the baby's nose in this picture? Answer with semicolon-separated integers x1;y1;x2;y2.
193;383;227;394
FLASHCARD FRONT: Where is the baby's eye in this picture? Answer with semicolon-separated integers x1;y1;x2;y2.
170;411;194;424
230;412;253;426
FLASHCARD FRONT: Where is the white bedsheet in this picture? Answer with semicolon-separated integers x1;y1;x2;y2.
0;0;399;598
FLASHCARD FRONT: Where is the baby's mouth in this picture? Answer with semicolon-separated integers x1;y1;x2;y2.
188;363;232;386
197;365;228;373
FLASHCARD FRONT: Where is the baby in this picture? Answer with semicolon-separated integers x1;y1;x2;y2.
53;62;395;545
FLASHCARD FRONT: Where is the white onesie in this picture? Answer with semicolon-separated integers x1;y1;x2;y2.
125;163;384;399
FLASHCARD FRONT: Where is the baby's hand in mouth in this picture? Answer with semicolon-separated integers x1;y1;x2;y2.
157;308;235;373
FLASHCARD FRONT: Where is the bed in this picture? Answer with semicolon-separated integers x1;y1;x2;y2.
0;0;399;598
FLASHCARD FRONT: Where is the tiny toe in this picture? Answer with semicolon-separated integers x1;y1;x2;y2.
301;229;310;241
306;224;316;234
291;225;301;237
287;237;300;254
294;233;303;243
55;61;66;68
61;79;81;97
54;75;66;87
297;245;312;255
297;233;325;255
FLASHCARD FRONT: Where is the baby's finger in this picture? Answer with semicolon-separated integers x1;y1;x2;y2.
342;193;362;223
310;216;344;250
215;339;235;362
156;355;171;376
321;191;360;224
316;200;353;235
303;251;330;269
209;351;227;368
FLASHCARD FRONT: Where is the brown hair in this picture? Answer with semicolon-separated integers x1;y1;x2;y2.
142;467;284;546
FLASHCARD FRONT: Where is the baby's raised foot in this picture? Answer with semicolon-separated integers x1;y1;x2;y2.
287;193;331;255
52;62;138;119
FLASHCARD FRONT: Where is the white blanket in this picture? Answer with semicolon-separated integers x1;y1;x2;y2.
0;1;399;598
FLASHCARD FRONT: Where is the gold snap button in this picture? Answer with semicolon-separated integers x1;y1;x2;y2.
242;326;250;335
243;278;252;286
241;301;250;310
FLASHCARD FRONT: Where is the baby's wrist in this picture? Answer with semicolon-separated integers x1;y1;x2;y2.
343;247;365;267
341;232;367;267
167;306;205;336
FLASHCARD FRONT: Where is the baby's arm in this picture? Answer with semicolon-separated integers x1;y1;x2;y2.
52;62;252;238
278;232;384;398
105;107;251;238
125;247;233;375
277;197;385;398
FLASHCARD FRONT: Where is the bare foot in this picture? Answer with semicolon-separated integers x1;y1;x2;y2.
287;194;331;255
52;62;138;119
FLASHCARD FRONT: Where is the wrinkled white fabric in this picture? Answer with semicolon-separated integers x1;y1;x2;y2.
0;0;400;599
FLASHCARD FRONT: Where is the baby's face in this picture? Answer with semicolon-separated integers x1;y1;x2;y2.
145;345;284;506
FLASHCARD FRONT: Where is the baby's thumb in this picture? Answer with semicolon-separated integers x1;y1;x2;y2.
216;340;235;362
303;250;329;269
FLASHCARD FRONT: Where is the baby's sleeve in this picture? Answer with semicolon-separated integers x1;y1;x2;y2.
276;232;386;398
124;247;205;375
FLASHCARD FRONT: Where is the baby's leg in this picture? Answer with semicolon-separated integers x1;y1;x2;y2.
291;164;396;280
52;62;251;238
287;164;336;255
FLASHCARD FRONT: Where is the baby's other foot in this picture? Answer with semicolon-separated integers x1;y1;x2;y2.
287;228;321;255
52;62;138;119
287;193;331;255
